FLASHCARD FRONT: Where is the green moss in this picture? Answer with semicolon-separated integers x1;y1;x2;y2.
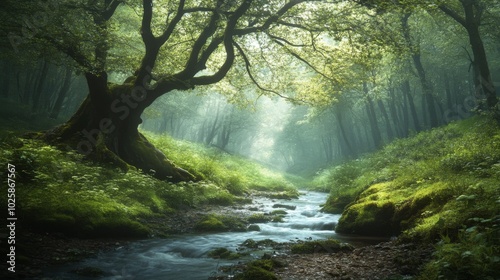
207;247;243;260
235;266;277;280
144;131;299;194
0;132;298;238
290;238;354;254
312;116;500;278
247;224;261;231
240;239;279;249
195;215;227;232
270;210;288;215
336;200;398;236
194;214;247;232
235;258;283;280
248;213;271;223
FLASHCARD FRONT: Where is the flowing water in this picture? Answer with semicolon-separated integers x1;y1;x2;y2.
44;192;360;279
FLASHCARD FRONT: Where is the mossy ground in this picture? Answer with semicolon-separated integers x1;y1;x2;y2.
290;238;354;254
0;129;299;239
312;116;500;279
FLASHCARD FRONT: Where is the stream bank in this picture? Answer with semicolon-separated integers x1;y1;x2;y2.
9;192;432;279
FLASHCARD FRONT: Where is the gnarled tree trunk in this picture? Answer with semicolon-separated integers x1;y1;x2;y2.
43;72;194;182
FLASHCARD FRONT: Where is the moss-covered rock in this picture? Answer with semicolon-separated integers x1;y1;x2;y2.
321;193;357;214
290;238;354;254
235;266;277;280
248;213;271;223
247;224;261;231
194;214;247;232
336;201;397;236
195;215;227;232
207;247;242;260
235;258;283;280
240;239;279;249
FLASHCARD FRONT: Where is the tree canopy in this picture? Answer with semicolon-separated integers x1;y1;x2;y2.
1;0;498;179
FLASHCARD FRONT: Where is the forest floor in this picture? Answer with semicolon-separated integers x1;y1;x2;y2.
9;199;433;280
272;241;433;280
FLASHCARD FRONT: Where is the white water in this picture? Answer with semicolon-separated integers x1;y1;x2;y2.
45;192;343;279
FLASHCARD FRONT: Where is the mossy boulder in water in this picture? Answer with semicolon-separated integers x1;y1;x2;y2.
195;215;226;232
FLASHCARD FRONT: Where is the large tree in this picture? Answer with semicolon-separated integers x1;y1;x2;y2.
4;0;331;181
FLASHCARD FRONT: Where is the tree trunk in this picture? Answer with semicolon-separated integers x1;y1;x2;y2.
49;68;73;119
388;86;404;138
440;0;497;109
462;1;497;108
333;108;355;158
1;62;10;98
444;72;453;110
31;60;50;115
402;79;421;132
363;82;383;148
412;53;439;128
377;99;394;141
43;72;194;182
401;13;438;127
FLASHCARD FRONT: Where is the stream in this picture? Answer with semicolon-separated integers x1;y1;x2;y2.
44;192;362;279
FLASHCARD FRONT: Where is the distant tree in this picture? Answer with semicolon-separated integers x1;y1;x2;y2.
438;0;498;109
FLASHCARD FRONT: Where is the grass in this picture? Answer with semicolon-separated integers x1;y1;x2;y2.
313;115;500;279
143;130;299;197
0;129;299;238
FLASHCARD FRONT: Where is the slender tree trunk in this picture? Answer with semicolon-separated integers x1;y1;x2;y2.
402;79;421;132
412;53;439;127
1;62;10;98
401;13;438;127
49;68;73;119
363;82;383;148
31;60;50;115
333;108;355;158
377;99;394;141
388;86;404;138
444;73;453;110
401;87;409;137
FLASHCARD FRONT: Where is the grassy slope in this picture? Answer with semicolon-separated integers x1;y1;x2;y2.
311;116;500;279
0;130;298;238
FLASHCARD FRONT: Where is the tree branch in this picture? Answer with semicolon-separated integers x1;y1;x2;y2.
176;0;224;79
102;0;123;21
190;0;254;86
141;0;155;44
233;41;279;95
233;0;309;36
439;4;466;27
157;0;186;45
267;33;311;47
272;37;336;84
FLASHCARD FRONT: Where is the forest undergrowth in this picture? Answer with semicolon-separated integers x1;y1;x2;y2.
0;128;299;239
311;115;500;279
